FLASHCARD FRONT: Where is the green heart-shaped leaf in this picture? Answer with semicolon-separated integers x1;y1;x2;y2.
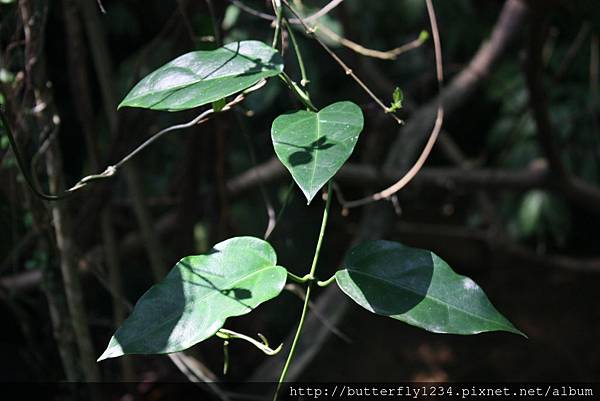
98;237;287;361
335;240;525;336
271;101;364;203
119;41;283;111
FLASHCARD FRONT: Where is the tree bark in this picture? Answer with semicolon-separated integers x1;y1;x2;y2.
18;0;101;382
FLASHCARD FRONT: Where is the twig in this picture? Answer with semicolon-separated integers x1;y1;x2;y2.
229;0;343;24
524;15;600;211
231;0;425;61
316;24;428;60
341;109;443;208
205;0;221;45
271;0;283;48
95;0;106;14
227;156;553;195
63;0;134;378
525;17;567;179
78;0;169;281
337;0;444;208
18;0;101;382
168;353;230;401
394;221;600;273
1;79;264;202
554;23;590;80
280;0;403;124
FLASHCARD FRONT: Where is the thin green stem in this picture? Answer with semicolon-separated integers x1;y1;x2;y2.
308;183;332;278
287;271;313;284
317;274;336;287
222;340;229;375
271;0;283;48
217;328;282;355
204;0;221;46
280;0;403;124
283;18;309;86
274;181;333;400
278;72;317;111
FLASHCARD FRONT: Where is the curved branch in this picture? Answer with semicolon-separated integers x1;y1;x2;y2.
229;0;343;24
339;0;444;208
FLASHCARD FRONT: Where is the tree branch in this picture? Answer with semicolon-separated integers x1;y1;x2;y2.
394;221;600;273
524;11;600;212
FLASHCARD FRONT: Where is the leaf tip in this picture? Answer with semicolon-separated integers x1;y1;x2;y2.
96;351;111;362
510;326;528;339
97;338;124;362
302;189;317;205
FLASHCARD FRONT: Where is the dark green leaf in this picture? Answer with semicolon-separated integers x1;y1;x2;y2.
98;237;287;360
271;101;364;203
119;41;283;111
335;240;525;336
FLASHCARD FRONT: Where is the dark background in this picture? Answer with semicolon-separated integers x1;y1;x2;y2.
1;0;599;398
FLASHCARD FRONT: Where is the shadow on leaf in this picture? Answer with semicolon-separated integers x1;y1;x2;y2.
281;136;335;167
345;243;434;316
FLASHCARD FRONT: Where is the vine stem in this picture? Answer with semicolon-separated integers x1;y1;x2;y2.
0;80;265;202
278;72;318;111
283;17;310;86
274;181;333;400
271;0;283;48
280;0;403;125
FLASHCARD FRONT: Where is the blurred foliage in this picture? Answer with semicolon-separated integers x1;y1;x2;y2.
0;0;599;383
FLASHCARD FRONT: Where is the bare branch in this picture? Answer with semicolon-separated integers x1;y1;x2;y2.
229;0;343;24
308;23;427;61
524;13;600;212
280;0;403;124
394;221;600;273
335;0;444;208
525;17;568;179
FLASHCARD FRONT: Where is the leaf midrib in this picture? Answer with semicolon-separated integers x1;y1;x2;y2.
309;111;322;192
124;44;281;106
126;70;265;106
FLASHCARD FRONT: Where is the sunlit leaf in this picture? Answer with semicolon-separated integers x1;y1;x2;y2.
119;41;283;111
335;240;525;336
98;237;287;360
271;101;364;203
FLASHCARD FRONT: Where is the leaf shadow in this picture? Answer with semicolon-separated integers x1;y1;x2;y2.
178;259;255;309
111;248;256;355
347;247;434;316
278;136;335;167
